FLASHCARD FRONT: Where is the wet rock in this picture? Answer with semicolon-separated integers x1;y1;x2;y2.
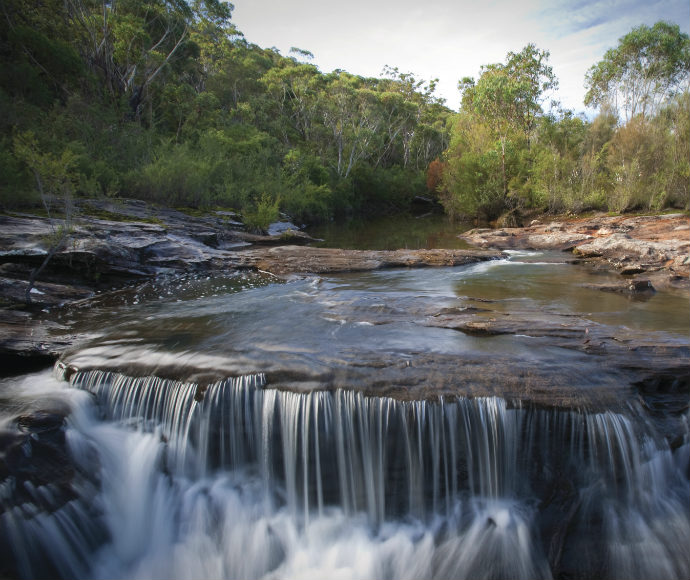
628;279;655;293
633;372;690;444
1;410;73;494
619;264;646;275
589;279;656;296
0;273;93;307
0;309;70;375
267;220;300;236
525;232;592;250
234;228;319;246
460;214;690;282
239;246;504;275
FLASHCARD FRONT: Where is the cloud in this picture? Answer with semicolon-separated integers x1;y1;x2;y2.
232;0;690;114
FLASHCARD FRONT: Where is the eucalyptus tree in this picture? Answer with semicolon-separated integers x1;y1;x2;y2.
467;65;521;198
584;21;690;121
373;86;418;168
448;44;557;216
377;66;448;169
504;44;558;148
319;72;381;178
260;59;323;143
63;0;207;121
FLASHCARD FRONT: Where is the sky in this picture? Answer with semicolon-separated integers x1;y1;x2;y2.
231;0;689;116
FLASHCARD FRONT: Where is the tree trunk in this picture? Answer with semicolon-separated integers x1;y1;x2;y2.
501;138;507;200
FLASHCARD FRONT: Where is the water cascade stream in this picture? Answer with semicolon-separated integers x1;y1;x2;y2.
2;368;688;579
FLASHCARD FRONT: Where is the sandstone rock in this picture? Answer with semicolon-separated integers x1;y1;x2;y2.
459;214;688;282
588;279;656;296
619;264;646;275
628;279;655;293
239;246;504;275
525;232;592;250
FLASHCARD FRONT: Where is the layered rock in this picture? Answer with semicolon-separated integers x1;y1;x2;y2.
236;245;503;275
0;201;503;369
461;213;689;288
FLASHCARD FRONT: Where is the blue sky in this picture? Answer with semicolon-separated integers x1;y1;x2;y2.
232;0;689;115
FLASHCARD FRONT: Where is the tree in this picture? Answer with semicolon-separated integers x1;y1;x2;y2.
65;0;200;120
504;44;558;148
13;132;79;304
584;21;690;121
260;60;322;143
531;110;590;212
0;0;461;221
426;158;445;193
459;45;557;203
470;66;521;199
319;73;380;178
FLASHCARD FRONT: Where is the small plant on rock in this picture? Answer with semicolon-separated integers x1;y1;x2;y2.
243;193;280;234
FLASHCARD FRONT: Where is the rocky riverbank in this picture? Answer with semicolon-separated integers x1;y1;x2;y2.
1;203;688;389
461;213;690;291
0;200;502;369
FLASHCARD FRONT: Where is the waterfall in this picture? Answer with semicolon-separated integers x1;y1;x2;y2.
2;368;688;579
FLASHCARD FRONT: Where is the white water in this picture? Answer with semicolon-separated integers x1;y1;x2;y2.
2;369;688;579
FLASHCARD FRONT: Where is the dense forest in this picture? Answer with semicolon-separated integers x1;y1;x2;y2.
1;0;688;228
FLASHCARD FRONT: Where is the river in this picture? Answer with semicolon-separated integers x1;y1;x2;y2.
0;217;688;579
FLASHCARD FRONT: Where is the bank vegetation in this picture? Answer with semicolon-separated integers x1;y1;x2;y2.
1;2;688;228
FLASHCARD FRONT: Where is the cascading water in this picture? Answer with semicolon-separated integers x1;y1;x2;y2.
2;368;688;580
2;255;689;579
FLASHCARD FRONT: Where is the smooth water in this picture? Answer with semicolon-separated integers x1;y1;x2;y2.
1;250;689;579
308;212;473;250
54;254;689;389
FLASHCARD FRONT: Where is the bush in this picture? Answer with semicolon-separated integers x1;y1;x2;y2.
126;142;214;207
282;182;334;224
350;165;426;214
243;193;280;233
0;137;37;208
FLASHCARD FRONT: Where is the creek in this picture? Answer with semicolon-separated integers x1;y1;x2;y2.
308;211;473;250
0;233;688;579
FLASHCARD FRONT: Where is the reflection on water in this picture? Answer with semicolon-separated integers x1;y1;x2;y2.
452;253;690;335
54;252;690;375
308;212;473;250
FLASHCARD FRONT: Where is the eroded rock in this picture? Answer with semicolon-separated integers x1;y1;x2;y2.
461;213;690;286
238;245;504;275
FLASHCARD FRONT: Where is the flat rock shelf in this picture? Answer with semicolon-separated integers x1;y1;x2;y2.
1;203;688;580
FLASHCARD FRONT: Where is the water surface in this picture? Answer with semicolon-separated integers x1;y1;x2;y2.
1;231;688;580
308;212;473;250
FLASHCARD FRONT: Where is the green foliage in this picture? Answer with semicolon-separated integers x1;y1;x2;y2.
447;44;557;218
443;31;688;221
0;139;35;207
440;117;505;220
349;165;427;215
585;21;690;120
12;131;80;219
243;193;280;233
126;141;214;207
280;149;334;223
0;4;685;227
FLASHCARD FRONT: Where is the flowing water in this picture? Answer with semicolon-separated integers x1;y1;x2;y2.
1;249;689;579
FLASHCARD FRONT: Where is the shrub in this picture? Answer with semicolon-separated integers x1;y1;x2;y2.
243;193;280;233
